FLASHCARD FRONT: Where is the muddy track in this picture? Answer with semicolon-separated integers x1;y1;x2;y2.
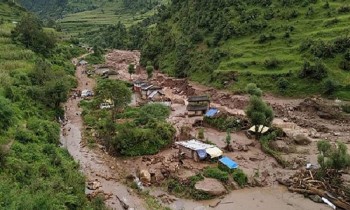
60;56;146;210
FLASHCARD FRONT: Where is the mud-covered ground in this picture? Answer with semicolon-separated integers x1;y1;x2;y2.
62;50;349;210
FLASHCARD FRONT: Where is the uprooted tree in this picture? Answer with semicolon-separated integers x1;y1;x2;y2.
245;96;274;139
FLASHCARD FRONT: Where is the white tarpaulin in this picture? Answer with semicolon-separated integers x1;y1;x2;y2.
205;147;223;158
249;125;269;134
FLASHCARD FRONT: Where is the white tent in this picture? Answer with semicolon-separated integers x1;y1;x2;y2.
249;125;269;134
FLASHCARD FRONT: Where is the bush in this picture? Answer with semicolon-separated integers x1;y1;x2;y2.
299;60;328;80
203;167;229;182
277;78;289;92
317;140;350;171
264;57;280;69
232;169;248;187
245;83;262;97
323;79;339;95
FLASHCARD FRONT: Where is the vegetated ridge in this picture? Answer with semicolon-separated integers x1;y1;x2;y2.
0;1;105;209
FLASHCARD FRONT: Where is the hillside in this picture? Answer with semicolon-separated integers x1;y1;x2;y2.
0;2;103;209
17;0;167;34
140;0;350;100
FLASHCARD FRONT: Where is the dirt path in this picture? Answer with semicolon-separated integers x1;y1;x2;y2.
60;56;146;210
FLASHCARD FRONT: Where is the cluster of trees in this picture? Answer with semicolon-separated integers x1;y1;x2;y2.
85;80;175;156
11;14;56;56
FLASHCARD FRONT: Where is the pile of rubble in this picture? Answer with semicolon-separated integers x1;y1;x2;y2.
278;169;350;209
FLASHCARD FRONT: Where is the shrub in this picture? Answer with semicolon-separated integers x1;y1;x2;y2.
310;40;334;58
317;140;350;171
264;58;280;69
232;169;248;187
299;60;328;80
323;79;339;95
277;78;289;92
245;83;262;97
338;5;350;13
203;167;229;182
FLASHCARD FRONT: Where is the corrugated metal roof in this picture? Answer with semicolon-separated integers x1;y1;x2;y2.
176;139;214;150
188;95;210;102
205;108;219;117
219;156;238;169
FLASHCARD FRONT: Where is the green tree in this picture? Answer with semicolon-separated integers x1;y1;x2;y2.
245;83;262;97
12;14;56;56
224;128;232;147
95;80;132;120
146;61;154;79
128;64;135;80
317;140;350;171
245;96;274;139
323;78;338;96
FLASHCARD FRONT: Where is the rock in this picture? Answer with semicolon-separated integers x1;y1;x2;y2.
308;195;323;203
269;140;290;153
283;118;288;122
87;181;101;190
293;133;312;145
230;181;241;190
194;178;226;196
139;170;151;185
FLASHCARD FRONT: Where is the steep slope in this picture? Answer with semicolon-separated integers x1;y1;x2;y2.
139;0;350;99
0;2;103;209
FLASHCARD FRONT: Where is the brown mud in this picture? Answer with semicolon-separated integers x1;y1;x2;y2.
61;50;349;210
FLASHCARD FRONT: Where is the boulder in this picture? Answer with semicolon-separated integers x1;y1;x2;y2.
194;178;226;196
139;170;151;185
269;140;290;153
87;181;101;190
293;133;312;145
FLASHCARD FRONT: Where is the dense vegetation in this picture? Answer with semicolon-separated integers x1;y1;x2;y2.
0;2;101;209
74;0;350;99
81;84;176;156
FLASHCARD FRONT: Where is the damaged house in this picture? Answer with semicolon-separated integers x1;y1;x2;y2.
176;139;223;162
187;95;210;116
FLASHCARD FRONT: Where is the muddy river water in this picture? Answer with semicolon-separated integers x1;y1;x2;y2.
59;55;332;210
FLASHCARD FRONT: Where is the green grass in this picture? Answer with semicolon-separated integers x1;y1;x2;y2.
58;0;169;35
211;2;350;98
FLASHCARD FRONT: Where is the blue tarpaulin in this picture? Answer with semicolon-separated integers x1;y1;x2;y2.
205;108;218;117
219;156;238;169
196;149;207;160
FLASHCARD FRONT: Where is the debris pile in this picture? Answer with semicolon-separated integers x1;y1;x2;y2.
278;169;350;209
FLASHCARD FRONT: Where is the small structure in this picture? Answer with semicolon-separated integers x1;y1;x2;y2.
187;96;210;116
176;139;222;162
133;80;145;92
219;156;238;171
140;83;153;99
148;90;165;101
205;108;219;117
81;89;93;98
78;60;88;66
